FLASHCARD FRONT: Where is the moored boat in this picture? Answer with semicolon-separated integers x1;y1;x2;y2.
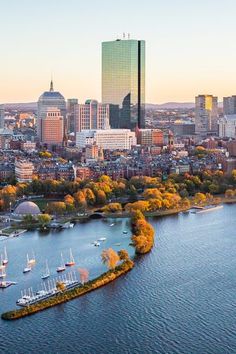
41;260;50;280
196;205;223;213
23;254;32;273
65;248;75;266
57;253;66;272
2;246;8;265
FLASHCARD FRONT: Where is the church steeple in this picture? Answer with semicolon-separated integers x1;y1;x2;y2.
50;79;54;92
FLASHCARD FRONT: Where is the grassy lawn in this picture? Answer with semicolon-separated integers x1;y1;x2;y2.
31;198;62;212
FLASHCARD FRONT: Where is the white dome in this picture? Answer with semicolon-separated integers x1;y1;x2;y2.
14;201;41;215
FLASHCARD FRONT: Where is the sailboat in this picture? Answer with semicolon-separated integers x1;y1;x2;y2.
41;260;50;280
57;253;66;272
0;257;6;279
23;254;32;273
65;248;75;266
2;247;8;265
28;251;36;265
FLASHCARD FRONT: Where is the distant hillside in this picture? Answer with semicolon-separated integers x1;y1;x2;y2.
146;102;195;109
4;102;37;111
2;101;222;111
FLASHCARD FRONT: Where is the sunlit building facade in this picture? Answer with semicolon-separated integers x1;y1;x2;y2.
195;95;218;135
40;107;64;145
76;129;137;150
102;39;145;129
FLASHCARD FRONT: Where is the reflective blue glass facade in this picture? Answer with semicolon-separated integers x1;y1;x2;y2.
102;39;145;129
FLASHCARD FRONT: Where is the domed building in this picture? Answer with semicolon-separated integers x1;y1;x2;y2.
14;201;41;216
37;81;66;146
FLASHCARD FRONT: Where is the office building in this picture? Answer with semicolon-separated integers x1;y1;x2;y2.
40;108;64;145
0;105;4;129
74;100;110;132
67;98;78;134
15;160;34;182
219;115;236;139
195;95;218;135
76;129;136;150
171;120;195;136
137;129;164;146
102;38;145;129
223;96;236;115
37;81;66;141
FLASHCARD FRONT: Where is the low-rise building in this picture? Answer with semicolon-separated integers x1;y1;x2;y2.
76;129;136;150
137;129;164;146
15;160;34;182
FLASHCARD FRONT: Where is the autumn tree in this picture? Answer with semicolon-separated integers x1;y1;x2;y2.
125;200;149;213
194;192;206;205
46;201;66;215
95;190;106;205
118;249;129;261
37;214;51;227
78;268;89;285
74;191;87;210
56;281;66;292
101;248;120;269
102;203;122;213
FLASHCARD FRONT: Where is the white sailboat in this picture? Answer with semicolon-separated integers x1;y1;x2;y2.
41;260;50;280
23;254;32;273
28;251;36;265
2;246;8;265
0;256;6;278
65;248;75;266
57;253;66;272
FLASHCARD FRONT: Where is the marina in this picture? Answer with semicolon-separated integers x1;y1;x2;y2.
16;272;79;307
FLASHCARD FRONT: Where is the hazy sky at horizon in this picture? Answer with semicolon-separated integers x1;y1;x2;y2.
1;0;236;103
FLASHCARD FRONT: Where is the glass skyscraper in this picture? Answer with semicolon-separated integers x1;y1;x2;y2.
102;39;145;129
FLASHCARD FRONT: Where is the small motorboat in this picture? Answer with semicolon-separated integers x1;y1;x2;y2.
110;223;115;227
98;237;106;241
123;231;128;234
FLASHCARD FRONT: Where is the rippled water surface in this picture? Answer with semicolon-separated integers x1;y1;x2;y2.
1;205;236;354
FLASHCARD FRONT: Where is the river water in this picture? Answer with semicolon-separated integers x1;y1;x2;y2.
0;205;236;354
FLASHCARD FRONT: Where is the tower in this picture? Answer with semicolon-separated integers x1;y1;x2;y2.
102;38;145;129
37;81;66;145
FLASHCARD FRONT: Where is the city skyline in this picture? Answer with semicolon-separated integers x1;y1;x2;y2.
1;0;236;103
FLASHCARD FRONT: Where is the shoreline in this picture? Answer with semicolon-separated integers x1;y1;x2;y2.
1;259;134;321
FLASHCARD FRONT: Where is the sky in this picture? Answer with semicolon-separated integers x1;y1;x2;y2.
1;0;236;103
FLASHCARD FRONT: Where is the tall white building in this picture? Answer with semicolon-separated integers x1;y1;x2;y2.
195;95;218;135
219;115;236;138
76;129;136;150
74;100;110;132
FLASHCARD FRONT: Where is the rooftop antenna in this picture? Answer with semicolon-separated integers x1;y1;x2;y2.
50;71;54;92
